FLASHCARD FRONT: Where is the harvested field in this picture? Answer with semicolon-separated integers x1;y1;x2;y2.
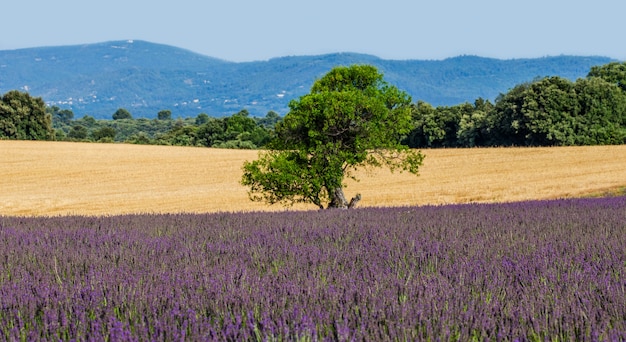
1;140;625;216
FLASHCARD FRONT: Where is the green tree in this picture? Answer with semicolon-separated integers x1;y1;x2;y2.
574;76;626;144
78;115;97;127
248;126;271;147
91;126;116;142
196;118;226;146
127;132;153;145
195;113;210;125
587;62;626;91
0;90;54;140
112;108;132;120
490;74;625;146
156;124;198;146
224;109;256;140
157;109;172;120
406;101;481;148
490;82;533;146
241;65;424;209
405;101;439;147
517;76;579;146
256;110;282;128
47;106;74;123
456;98;493;147
67;125;89;140
489;77;579;146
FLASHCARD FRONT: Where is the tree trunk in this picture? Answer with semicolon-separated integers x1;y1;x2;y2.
348;193;362;209
328;187;348;209
328;187;361;209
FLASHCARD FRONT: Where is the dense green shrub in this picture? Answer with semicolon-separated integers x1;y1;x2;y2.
0;90;54;140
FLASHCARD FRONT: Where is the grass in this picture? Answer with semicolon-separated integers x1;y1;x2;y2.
1;140;625;216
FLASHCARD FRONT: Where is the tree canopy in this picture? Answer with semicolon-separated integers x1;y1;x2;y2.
50;108;277;147
112;108;133;120
588;61;626;91
0;90;54;140
241;65;425;209
406;61;626;148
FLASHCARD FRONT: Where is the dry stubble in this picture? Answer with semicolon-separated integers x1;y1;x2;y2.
1;140;625;216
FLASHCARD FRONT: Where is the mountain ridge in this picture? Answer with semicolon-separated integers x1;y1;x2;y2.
0;40;615;119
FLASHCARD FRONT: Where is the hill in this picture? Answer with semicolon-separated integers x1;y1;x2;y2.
0;40;615;119
1;141;625;216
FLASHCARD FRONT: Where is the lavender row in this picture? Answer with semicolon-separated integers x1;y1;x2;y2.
0;197;625;341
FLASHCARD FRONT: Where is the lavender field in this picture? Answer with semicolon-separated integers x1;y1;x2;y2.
1;197;625;341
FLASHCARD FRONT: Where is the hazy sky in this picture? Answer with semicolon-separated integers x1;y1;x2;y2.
1;0;624;62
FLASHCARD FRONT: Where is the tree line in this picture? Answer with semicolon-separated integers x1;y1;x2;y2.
1;61;625;147
406;62;626;147
46;107;281;149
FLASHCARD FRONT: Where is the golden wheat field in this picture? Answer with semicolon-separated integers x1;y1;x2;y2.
1;140;625;217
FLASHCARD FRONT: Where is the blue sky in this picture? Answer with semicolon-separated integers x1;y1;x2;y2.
1;0;624;62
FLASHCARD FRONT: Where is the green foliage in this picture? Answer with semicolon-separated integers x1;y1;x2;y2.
80;115;97;127
406;99;493;148
90;126;116;142
242;150;328;208
0;90;54;140
223;109;257;140
67;125;89;140
256;111;282;129
574;76;626;144
127;132;153;145
242;65;425;209
407;61;626;147
490;77;581;146
195;118;227;146
587;62;626;91
47;106;74;123
157;110;172;120
406;101;460;147
155;122;198;146
51;107;278;148
456;98;492;147
112;108;133;120
195;113;210;125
